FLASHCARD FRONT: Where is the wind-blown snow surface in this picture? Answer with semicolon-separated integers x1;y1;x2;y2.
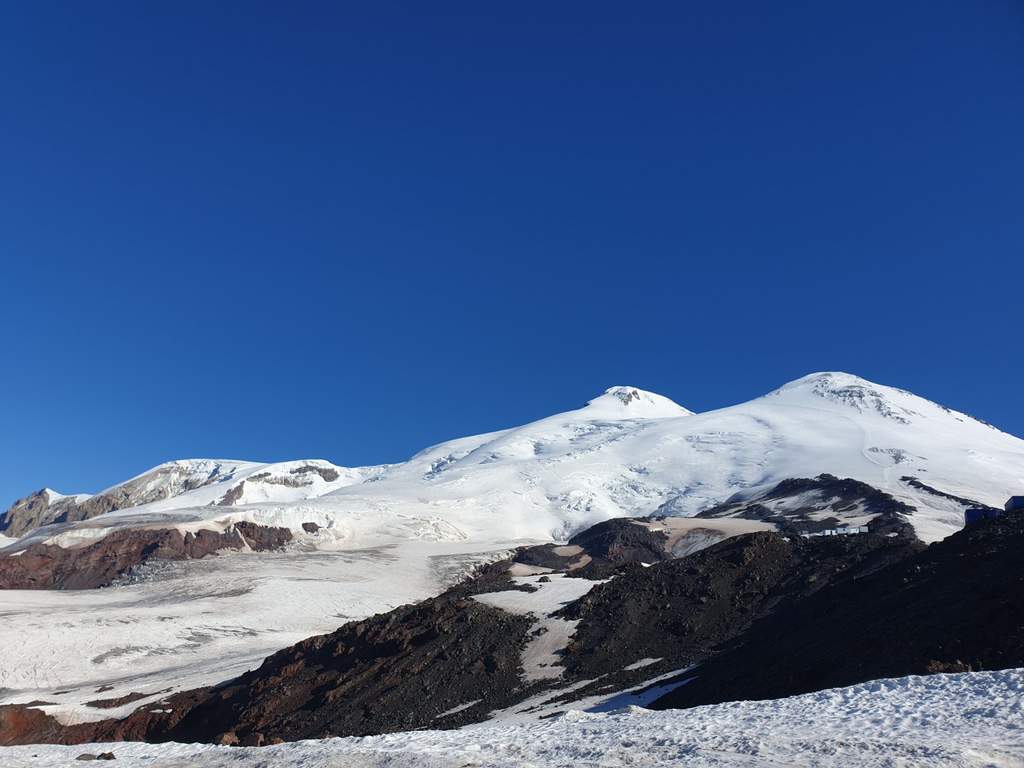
3;669;1021;767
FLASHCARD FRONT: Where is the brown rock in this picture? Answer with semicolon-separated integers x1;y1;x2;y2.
0;523;291;590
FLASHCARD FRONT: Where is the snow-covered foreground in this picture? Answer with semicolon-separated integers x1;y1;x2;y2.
4;669;1021;767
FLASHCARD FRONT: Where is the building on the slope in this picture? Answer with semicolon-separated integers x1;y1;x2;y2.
965;497;1023;526
799;526;870;538
965;507;1003;525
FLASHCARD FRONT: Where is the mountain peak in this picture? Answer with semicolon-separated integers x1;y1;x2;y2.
767;372;932;424
583;386;693;418
776;371;874;391
41;488;72;504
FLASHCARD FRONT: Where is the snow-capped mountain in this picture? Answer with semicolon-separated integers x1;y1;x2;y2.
0;458;390;539
4;374;1023;548
2;373;1022;743
0;460;255;537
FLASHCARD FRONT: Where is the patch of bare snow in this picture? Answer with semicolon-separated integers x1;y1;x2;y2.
473;574;600;682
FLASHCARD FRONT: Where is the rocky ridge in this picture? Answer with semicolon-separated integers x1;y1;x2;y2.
0;461;251;537
0;522;292;589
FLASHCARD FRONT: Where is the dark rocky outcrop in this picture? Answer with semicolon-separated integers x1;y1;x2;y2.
233;521;292;551
567;517;670;563
560;531;919;679
0;524;292;590
509;518;673;580
155;596;531;743
565;518;672;578
652;509;1024;710
291;465;340;483
899;475;999;511
85;691;161;710
216;483;246;506
216;466;342;506
699;474;917;537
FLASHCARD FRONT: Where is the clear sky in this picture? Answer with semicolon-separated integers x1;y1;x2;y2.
1;1;1022;505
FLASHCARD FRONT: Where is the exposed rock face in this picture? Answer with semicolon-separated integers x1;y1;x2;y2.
215;482;246;506
653;509;1024;709
156;596;531;743
566;517;672;577
508;518;674;580
560;531;919;679
0;523;291;590
84;692;152;710
233;521;292;551
0;701;153;747
0;491;86;539
698;473;917;537
0;461;243;537
291;465;340;482
899;475;997;510
216;465;342;506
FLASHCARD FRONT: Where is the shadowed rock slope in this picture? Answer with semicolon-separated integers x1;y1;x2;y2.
153;595;532;744
697;473;919;536
559;530;919;680
652;509;1024;710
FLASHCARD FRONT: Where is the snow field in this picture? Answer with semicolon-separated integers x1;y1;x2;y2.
2;668;1020;767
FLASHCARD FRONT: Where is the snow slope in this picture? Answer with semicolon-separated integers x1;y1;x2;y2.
6;374;1024;550
332;373;1023;543
3;668;1021;767
1;458;393;536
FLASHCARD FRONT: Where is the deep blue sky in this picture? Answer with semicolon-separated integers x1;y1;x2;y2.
1;2;1022;504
